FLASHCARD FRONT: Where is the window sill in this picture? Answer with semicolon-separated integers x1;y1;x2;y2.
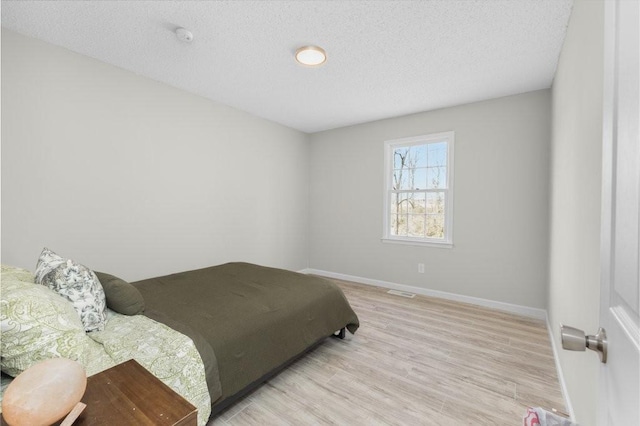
381;237;453;249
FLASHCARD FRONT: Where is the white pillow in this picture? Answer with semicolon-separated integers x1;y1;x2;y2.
35;248;107;332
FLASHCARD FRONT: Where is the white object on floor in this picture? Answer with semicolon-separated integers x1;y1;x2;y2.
523;407;576;426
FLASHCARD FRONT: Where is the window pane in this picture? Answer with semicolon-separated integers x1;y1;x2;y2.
427;166;447;189
393;147;418;170
393;148;406;169
405;192;416;214
396;167;427;190
391;214;408;236
427;142;447;167
412;168;427;190
408;214;425;237
393;169;414;190
390;193;403;217
390;214;398;235
390;192;398;212
426;192;445;214
392;169;402;190
426;214;445;238
413;144;428;168
398;192;409;214
408;192;426;215
390;192;416;216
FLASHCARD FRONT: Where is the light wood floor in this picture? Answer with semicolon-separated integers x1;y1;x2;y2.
209;279;566;425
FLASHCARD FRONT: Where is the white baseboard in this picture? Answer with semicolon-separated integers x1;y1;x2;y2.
545;312;576;421
299;268;546;320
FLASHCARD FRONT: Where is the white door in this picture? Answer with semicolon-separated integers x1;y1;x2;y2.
599;0;640;424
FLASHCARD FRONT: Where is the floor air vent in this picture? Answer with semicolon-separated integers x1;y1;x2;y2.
387;289;416;298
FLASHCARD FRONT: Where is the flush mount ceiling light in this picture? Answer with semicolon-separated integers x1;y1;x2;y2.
295;45;327;67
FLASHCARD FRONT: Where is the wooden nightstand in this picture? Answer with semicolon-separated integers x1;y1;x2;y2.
72;359;197;426
73;359;197;426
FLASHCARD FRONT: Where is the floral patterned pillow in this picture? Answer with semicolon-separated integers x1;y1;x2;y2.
0;278;87;376
35;248;107;332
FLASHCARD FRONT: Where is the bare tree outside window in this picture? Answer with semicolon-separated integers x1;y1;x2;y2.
387;137;451;242
392;148;418;235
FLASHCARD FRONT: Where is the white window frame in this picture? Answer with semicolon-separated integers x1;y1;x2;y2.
382;131;454;248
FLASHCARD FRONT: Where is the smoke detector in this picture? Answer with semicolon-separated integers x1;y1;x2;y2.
175;28;193;43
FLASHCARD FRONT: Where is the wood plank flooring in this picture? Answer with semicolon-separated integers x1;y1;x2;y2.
209;279;566;425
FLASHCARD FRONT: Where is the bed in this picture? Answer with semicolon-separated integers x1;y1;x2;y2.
132;262;360;415
0;259;359;425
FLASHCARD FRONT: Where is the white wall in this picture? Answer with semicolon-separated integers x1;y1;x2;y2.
548;0;604;423
309;90;551;308
1;29;310;281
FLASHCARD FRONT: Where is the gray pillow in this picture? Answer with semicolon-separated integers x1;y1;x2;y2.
94;272;145;316
35;248;107;332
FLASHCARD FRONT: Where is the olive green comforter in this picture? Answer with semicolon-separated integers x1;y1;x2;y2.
132;262;359;408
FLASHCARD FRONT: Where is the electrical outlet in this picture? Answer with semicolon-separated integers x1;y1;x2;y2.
418;263;425;273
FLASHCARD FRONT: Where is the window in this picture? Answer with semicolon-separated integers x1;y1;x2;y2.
383;131;454;247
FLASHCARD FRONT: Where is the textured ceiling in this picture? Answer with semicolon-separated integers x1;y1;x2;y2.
1;0;573;133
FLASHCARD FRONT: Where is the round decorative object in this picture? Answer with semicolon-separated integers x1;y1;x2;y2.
2;358;87;426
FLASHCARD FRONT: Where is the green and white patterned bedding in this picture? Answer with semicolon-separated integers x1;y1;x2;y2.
89;311;211;424
0;265;211;425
